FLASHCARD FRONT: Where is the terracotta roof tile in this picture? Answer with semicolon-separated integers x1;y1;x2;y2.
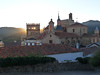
82;33;93;37
0;44;80;58
55;32;79;38
37;32;47;39
44;25;49;30
67;23;88;28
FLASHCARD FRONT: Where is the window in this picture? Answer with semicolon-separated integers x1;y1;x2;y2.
71;37;73;39
28;27;30;29
32;43;35;46
50;35;52;37
73;29;75;32
49;40;53;44
25;43;27;45
28;43;30;46
83;29;85;32
61;41;64;44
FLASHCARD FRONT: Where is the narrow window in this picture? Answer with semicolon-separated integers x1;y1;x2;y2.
49;40;53;44
32;43;34;46
73;29;75;32
28;43;30;46
50;35;52;37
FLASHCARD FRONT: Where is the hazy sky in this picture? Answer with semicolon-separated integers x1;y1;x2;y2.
0;0;100;29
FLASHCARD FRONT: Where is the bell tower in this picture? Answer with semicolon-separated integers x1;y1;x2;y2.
69;13;73;20
94;27;99;35
49;19;54;33
26;23;40;38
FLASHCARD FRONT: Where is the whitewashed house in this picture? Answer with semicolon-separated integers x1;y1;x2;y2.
47;52;83;63
21;38;42;46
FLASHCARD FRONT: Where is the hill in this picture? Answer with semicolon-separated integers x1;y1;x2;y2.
82;20;100;34
0;27;26;42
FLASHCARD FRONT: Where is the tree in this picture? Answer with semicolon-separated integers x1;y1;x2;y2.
89;48;100;67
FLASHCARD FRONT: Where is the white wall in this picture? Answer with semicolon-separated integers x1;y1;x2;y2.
47;52;83;63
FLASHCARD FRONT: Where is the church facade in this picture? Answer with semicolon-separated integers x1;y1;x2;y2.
21;13;100;48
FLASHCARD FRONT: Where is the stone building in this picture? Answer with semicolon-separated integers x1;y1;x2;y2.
21;23;41;46
21;13;100;47
26;23;40;39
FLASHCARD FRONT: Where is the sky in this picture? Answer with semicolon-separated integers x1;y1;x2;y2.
0;0;100;29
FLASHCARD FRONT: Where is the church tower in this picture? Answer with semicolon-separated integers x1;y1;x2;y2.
94;27;99;35
49;19;54;33
94;26;99;43
69;13;73;20
26;23;40;39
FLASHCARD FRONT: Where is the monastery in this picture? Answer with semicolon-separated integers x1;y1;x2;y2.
21;13;100;48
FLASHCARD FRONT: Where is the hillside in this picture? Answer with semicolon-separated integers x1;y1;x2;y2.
82;20;100;34
0;27;26;42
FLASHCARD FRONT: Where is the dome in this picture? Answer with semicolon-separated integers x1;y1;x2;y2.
55;25;63;30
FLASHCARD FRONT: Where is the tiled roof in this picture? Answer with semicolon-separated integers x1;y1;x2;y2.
55;32;79;38
27;38;36;40
67;23;88;28
37;32;47;39
37;32;79;40
44;25;49;30
82;33;93;37
0;44;80;58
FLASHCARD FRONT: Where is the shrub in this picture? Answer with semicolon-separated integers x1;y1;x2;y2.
76;57;91;64
89;50;100;67
0;56;56;67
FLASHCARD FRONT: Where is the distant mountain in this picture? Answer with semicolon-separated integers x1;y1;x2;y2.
82;20;100;34
0;27;25;41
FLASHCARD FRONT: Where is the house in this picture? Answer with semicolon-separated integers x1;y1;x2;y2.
80;47;98;57
86;43;100;48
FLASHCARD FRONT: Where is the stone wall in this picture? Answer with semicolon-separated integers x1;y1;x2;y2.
0;61;94;73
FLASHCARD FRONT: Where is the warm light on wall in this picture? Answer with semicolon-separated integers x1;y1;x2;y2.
33;27;36;29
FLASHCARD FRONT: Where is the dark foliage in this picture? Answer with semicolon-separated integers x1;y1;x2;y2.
89;50;100;67
0;56;56;67
76;57;91;64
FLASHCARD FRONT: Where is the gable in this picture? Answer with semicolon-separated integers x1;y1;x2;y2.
41;33;61;44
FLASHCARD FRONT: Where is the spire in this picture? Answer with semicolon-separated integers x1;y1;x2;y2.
69;13;73;20
58;12;60;21
94;26;99;35
95;26;99;31
57;12;61;25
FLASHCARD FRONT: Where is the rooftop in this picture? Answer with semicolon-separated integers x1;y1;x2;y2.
55;25;63;30
67;22;88;28
55;32;79;38
0;44;80;58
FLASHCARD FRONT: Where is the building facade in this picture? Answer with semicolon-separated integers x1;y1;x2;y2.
22;13;100;47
